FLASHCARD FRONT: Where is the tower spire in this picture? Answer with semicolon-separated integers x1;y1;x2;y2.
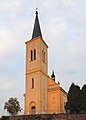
32;10;42;39
51;70;55;81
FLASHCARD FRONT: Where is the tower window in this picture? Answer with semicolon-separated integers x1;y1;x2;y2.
44;52;45;63
34;49;36;60
30;49;36;61
32;78;34;89
31;50;33;61
42;50;43;61
42;50;46;63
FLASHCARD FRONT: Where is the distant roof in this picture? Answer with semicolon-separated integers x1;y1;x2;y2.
32;11;42;39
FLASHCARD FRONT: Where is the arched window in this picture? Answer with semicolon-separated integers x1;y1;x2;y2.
32;78;34;89
34;49;36;60
42;50;46;63
31;50;33;61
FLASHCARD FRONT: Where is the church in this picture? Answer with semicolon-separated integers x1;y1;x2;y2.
24;11;67;115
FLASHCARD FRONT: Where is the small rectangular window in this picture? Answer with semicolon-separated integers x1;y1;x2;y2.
34;49;36;60
42;50;43;61
42;50;46;63
31;50;33;61
32;78;34;89
44;52;45;63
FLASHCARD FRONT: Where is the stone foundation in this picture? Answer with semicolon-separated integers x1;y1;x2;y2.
1;114;86;120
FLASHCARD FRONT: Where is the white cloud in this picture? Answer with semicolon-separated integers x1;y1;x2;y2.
0;79;16;93
43;16;67;48
0;0;21;17
0;27;18;61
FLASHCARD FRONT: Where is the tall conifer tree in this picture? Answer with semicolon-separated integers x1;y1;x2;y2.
80;85;86;113
65;83;80;113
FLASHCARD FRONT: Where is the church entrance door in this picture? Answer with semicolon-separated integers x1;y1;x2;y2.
29;102;36;114
31;106;36;114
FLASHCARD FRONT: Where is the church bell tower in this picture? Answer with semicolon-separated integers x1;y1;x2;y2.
24;11;48;114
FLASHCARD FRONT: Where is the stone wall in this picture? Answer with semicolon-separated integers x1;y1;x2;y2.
1;114;86;120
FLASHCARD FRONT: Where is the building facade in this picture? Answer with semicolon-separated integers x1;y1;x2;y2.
24;11;67;114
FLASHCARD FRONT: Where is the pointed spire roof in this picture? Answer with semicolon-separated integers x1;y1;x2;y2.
51;70;55;81
32;10;42;39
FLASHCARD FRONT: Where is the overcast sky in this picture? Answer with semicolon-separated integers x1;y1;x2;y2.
0;0;86;116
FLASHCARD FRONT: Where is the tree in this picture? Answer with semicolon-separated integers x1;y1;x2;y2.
4;97;22;116
65;83;81;113
80;85;86;113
